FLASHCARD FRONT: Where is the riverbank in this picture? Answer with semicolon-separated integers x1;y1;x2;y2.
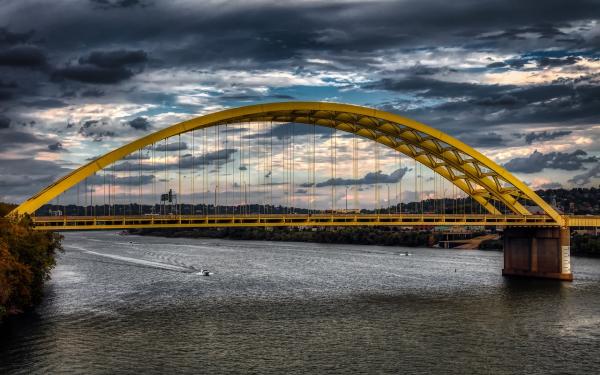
0;203;63;320
128;227;485;248
129;227;600;256
129;227;439;247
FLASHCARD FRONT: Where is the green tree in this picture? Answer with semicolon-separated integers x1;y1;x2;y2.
0;203;63;320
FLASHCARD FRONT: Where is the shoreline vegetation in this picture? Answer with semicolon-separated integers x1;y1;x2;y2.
128;227;440;247
120;186;597;257
0;203;63;321
128;227;600;257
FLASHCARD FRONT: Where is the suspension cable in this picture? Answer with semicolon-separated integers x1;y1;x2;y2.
311;119;316;214
191;129;195;215
399;154;402;215
375;140;380;214
269;121;273;214
202;127;206;215
330;125;334;212
353;132;358;211
224;123;228;214
138;148;142;215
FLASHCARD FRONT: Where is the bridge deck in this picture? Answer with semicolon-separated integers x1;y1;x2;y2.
30;213;600;230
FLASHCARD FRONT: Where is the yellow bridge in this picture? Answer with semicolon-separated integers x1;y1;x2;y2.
31;213;600;231
7;101;599;280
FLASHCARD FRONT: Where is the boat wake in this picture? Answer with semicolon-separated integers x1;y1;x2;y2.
67;245;199;273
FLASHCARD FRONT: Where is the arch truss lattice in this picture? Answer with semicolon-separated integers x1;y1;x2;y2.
9;102;564;226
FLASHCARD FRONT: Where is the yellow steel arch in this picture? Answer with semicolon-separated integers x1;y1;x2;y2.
9;102;564;225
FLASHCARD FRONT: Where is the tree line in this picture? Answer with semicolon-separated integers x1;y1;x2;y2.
0;203;63;320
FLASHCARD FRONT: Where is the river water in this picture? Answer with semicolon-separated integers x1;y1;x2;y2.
1;231;599;374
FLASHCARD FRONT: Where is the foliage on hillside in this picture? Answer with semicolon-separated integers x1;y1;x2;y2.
131;226;437;247
572;233;600;257
537;186;600;215
0;203;63;320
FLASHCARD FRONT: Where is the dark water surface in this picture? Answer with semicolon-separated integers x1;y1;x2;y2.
1;231;600;374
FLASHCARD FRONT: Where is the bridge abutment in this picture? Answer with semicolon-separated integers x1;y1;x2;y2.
502;227;572;281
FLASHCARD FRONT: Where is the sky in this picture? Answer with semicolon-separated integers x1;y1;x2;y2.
0;0;599;208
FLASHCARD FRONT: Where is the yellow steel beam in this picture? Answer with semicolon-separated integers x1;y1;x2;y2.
30;213;576;231
9;102;564;226
564;215;600;228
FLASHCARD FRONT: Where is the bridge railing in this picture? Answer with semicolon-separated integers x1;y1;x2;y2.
564;215;600;228
30;213;569;230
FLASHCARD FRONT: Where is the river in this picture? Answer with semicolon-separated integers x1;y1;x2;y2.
1;231;599;374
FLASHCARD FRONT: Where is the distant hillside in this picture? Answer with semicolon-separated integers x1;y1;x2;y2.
536;186;599;215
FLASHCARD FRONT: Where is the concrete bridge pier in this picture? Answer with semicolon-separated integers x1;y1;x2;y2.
502;227;572;281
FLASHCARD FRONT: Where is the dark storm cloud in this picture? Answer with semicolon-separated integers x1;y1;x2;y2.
0;27;35;46
110;160;154;172
476;24;567;42
47;142;64;152
568;164;600;186
376;77;600;134
84;173;155;187
154;141;188;152
495;55;582;69
0;116;10;129
503;150;597;173
0;80;18;101
0;158;72;201
523;130;572;145
460;132;507;148
0;45;47;68
218;93;296;101
486;62;507;68
537;56;581;67
364;77;508;98
80;88;105;97
111;174;155;186
539;182;563;189
246;123;332;140
0;129;48;152
5;0;597;71
177;149;237;169
53;49;147;84
23;98;68;108
301;167;408;188
111;148;236;171
122;152;150;160
53;64;134;84
90;0;147;10
369;76;598;108
128;117;151;131
79;50;147;68
78;120;116;141
1;1;598;94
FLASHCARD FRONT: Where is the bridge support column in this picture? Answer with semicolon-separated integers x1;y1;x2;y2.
502;227;572;281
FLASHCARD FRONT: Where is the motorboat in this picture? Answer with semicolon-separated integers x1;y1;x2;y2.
197;269;211;276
